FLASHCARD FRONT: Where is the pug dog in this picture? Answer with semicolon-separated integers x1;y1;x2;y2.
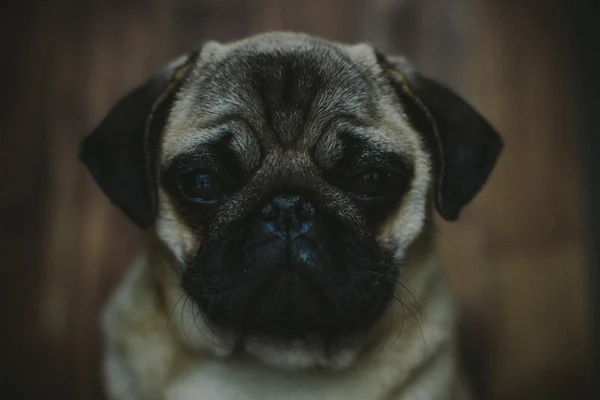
80;32;502;400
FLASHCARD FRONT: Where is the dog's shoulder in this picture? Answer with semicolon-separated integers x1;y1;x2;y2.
101;255;190;399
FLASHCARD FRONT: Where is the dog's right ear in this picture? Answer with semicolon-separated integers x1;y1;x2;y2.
79;52;198;229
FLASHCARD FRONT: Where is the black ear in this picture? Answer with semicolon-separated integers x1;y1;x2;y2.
79;53;198;228
377;53;503;221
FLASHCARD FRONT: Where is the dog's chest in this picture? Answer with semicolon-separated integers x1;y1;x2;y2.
160;348;461;400
165;361;359;400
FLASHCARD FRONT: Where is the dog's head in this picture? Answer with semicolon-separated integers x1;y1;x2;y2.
81;32;502;369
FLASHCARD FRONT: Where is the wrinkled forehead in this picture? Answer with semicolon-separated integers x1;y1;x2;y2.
204;40;375;112
161;40;387;162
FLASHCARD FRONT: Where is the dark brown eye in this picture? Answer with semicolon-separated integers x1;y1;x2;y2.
348;170;395;198
179;171;222;204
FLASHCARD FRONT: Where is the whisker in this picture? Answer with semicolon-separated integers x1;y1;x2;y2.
365;270;423;326
180;295;193;345
168;293;188;327
191;298;224;349
395;280;423;325
390;293;406;347
398;294;427;346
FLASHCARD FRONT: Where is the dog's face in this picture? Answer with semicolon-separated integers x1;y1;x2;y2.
81;32;502;369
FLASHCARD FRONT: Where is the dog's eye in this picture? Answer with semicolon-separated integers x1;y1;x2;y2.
178;171;222;204
347;170;395;199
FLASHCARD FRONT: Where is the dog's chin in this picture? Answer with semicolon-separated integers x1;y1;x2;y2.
235;331;367;371
187;283;392;371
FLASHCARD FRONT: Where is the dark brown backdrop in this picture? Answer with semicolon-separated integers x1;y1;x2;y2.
0;1;592;399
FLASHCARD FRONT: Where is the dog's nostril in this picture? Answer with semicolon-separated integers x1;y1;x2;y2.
261;203;277;220
260;195;316;238
297;200;316;220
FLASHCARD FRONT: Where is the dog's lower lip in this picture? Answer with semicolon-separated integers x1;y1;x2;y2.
236;271;336;333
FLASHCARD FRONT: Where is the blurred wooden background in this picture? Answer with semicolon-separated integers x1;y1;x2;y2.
0;0;593;399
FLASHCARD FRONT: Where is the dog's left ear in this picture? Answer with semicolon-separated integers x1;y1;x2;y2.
376;52;503;221
79;52;198;228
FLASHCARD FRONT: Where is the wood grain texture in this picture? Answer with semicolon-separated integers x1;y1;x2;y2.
0;1;591;399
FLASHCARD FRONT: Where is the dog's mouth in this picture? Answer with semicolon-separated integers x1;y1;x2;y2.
183;254;396;343
240;271;335;336
222;270;391;340
203;268;393;371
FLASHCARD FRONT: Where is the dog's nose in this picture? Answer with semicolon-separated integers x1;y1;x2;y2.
261;195;316;240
